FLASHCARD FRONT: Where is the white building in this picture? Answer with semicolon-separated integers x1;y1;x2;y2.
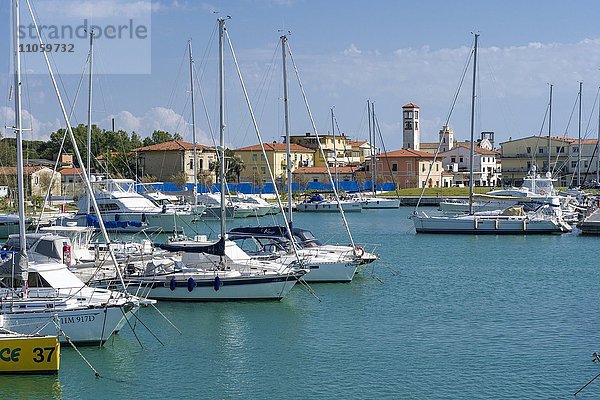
402;103;420;151
440;143;500;187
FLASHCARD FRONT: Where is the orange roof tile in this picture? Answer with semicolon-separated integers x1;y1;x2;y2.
59;167;84;176
402;103;419;108
446;143;499;155
236;143;314;152
375;149;437;158
133;140;214;152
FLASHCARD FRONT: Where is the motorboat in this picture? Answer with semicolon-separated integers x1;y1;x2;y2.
295;194;362;213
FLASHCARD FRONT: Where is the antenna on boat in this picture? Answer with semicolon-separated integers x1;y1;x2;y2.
547;83;553;175
189;39;198;207
282;33;293;225
468;33;479;215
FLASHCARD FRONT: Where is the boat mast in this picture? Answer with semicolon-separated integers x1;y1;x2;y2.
86;30;94;214
189;39;198;206
281;34;292;225
548;84;552;174
578;81;582;187
367;101;374;195
597;85;600;184
372;102;378;196
218;18;226;241
13;0;28;287
468;34;479;215
331;107;338;192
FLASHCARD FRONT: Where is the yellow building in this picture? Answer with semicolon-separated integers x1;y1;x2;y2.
235;143;314;184
500;135;571;186
288;133;364;167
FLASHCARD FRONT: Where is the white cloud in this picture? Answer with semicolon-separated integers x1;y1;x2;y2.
104;107;211;144
343;44;362;56
34;0;157;19
0;106;61;140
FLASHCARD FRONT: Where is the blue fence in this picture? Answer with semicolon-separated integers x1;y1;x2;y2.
140;181;396;194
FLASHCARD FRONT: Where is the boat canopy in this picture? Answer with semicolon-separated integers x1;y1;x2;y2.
155;237;226;256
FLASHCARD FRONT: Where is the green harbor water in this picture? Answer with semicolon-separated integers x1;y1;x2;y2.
2;207;600;399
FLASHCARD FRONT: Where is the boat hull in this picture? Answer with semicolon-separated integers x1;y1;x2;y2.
127;274;298;301
413;215;565;234
295;202;362;213
0;335;60;374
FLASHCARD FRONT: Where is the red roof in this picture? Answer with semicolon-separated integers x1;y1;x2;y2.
573;139;598;145
293;166;355;174
402;103;419;109
59;167;84;176
133;141;214;152
236;143;314;152
376;149;436;158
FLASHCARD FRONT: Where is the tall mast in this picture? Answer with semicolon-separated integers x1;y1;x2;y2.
189;39;198;205
468;34;479;215
218;18;226;239
13;0;28;284
281;34;292;224
578;81;582;187
331;107;338;192
548;84;552;173
371;101;377;196
367;101;374;195
86;30;94;214
597;86;600;184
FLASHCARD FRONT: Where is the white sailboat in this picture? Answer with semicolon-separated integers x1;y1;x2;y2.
411;34;570;235
358;101;400;209
2;0;142;345
124;21;306;301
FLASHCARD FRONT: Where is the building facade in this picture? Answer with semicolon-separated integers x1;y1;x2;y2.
402;103;420;151
235;142;314;185
134;141;216;184
369;149;443;189
440;143;501;187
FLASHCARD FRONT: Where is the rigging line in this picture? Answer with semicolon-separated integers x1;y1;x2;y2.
531;101;550;166
286;40;356;249
374;109;401;199
165;44;189;112
484;56;516;139
225;28;301;262
36;54;89;231
551;91;579;176
414;37;475;213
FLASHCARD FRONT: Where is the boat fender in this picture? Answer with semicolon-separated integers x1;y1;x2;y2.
353;246;365;257
187;277;196;292
62;243;72;267
214;275;221;291
169;278;177;291
115;214;120;222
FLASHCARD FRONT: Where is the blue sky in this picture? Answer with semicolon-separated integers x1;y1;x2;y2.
3;0;600;152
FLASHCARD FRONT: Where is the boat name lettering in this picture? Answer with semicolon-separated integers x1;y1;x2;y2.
60;314;96;324
0;347;21;362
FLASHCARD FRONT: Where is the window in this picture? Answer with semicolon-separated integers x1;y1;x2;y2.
189;159;194;170
199;159;204;170
557;146;564;153
527;161;531;170
526;147;531;154
392;163;398;172
313;178;319;182
415;121;418;130
451;157;456;163
539;148;544;154
436;163;439;171
252;154;258;162
459;157;464;163
421;163;426;172
261;154;266;160
573;147;579;153
571;161;577;168
403;111;409;119
260;167;266;174
414;111;419;119
404;121;413;130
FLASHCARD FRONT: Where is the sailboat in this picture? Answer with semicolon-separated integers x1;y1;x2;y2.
357;101;400;209
411;34;570;234
226;34;377;282
1;0;142;344
124;20;305;300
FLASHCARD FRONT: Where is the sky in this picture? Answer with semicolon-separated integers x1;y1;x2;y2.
3;0;600;153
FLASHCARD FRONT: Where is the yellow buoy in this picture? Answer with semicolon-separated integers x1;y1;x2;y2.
0;335;60;374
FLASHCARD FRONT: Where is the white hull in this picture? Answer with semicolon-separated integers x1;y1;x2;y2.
361;197;400;209
127;274;298;301
412;214;567;234
300;260;356;282
73;211;201;232
0;299;137;345
295;201;362;213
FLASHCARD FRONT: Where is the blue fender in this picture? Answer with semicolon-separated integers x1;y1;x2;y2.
187;277;196;292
